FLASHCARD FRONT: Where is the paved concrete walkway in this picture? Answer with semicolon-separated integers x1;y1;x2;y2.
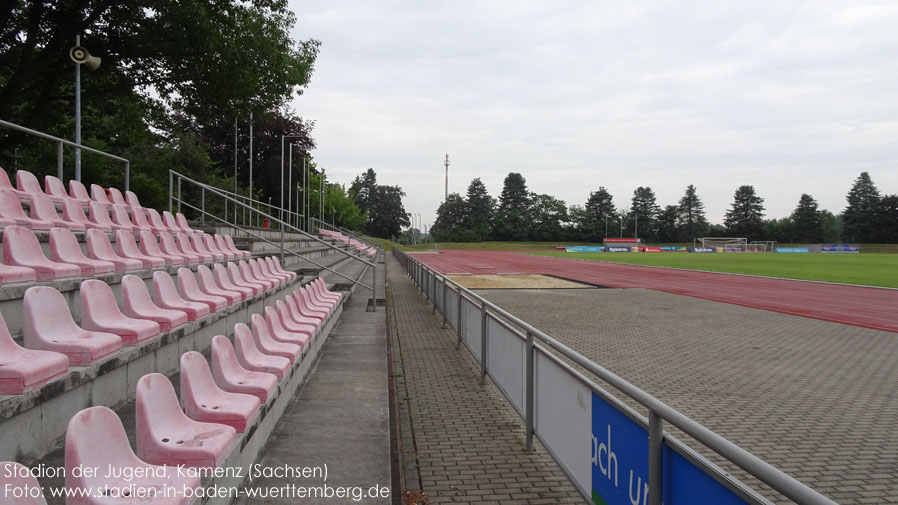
235;266;390;505
386;254;583;505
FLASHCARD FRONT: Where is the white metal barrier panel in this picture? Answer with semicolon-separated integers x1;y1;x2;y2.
393;248;838;505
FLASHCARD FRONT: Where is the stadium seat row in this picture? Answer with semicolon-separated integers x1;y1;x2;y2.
0;225;250;284
0;256;299;394
318;228;377;258
0;279;342;505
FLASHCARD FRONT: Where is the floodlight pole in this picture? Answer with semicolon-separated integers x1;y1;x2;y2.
74;34;82;181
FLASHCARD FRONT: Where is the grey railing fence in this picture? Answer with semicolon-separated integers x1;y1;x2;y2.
392;247;838;505
169;170;378;311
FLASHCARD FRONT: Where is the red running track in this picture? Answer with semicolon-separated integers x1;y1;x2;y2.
409;250;898;334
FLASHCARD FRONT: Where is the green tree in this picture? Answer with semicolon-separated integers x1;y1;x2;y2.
630;186;660;241
464;178;494;241
676;184;709;241
350;168;378;215
656;205;680;243
819;210;841;243
724;185;765;240
842;172;881;243
791;194;823;243
493;173;531;240
583;187;615;241
529;194;568;241
366;185;409;238
874;195;898;243
497;173;530;211
762;218;795;243
323;183;365;230
431;193;472;241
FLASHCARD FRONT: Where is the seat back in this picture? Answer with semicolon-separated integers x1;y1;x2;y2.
227;261;255;288
0;168;16;191
211;335;244;384
0;190;28;219
239;261;261;283
23;286;81;344
15;170;44;195
233;323;265;362
146;208;168;229
197;264;224;293
44;175;69;200
61;198;92;226
191;233;211;254
176;232;199;255
107;187;127;206
122;274;159;314
115;229;143;257
110;204;134;229
136;373;185;443
176;212;192;231
131;206;153;229
0;461;48;505
89;184;112;205
180;350;221;407
88;200;114;227
65;406;141;490
49;227;87;262
204;233;226;255
158;232;182;255
68;180;91;201
163;210;179;229
153;270;185;305
250;313;277;345
176;267;204;298
4;226;49;265
125;190;142;208
138;230;165;256
80;279;125;322
29;194;62;222
85;228;119;259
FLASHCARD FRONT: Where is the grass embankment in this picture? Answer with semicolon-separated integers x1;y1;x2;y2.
526;251;898;288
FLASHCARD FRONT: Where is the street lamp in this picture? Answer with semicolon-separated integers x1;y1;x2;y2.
280;134;304;226
69;35;101;183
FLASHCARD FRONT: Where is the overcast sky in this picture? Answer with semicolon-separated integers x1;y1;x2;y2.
289;0;898;229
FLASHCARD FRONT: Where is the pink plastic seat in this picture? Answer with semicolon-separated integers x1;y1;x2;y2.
308;279;340;309
191;233;223;262
0;168;29;198
0;258;36;284
131;206;159;232
0;190;55;229
180;351;260;433
177;232;212;263
176;267;227;312
216;233;249;260
23;286;122;365
107;187;127;207
285;293;325;325
153;271;210;321
136;373;237;468
49;227;116;277
163;210;180;231
17;170;63;203
3;226;81;280
196;264;241;304
44;174;70;201
30;193;86;231
301;282;336;312
85;228;142;273
116;229;165;269
125;190;142;208
313;277;343;304
227;261;263;295
139;230;185;266
268;256;297;280
257;257;289;283
89;184;113;207
62;198;109;232
109;204;136;231
81;279;160;346
250;313;302;361
294;288;330;320
204;233;233;260
0;461;49;504
121;274;187;332
240;260;274;290
87;200;120;231
250;258;282;286
264;305;312;348
65;406;201;505
211;335;278;402
147;208;178;233
159;232;199;264
213;262;254;299
276;299;319;336
176;212;202;235
233;323;291;380
222;234;251;259
0;312;68;395
67;180;92;204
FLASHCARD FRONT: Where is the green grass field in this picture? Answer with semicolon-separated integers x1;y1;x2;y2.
525;251;898;288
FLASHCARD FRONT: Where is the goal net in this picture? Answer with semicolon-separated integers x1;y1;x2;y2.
700;237;747;252
747;241;776;253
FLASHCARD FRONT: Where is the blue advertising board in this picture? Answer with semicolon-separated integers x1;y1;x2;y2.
567;246;605;252
689;247;715;253
821;244;859;253
775;247;809;253
591;391;749;505
660;246;687;251
606;246;633;253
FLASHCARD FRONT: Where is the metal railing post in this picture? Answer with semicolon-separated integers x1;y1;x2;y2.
433;276;438;314
280;226;285;263
168;171;173;213
201;186;205;223
456;289;462;350
441;279;448;328
177;177;182;213
648;412;663;505
57;141;63;179
525;331;535;451
124;160;130;192
368;263;377;312
480;306;488;385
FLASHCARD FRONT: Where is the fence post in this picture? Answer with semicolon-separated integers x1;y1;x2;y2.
525;331;535;451
57;141;63;179
441;279;448;328
201;186;205;223
177;177;182;213
168;171;173;213
368;259;377;312
648;411;663;505
124;160;130;192
433;276;438;314
480;306;488;385
456;289;463;350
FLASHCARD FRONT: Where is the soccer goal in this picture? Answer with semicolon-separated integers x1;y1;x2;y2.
747;241;777;253
700;237;747;252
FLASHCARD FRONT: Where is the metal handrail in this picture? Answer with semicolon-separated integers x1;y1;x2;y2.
170;170;378;311
0;119;130;191
393;247;837;505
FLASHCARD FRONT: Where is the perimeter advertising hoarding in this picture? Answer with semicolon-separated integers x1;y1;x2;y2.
606;247;634;253
566;246;605;252
821;244;859;253
591;391;750;505
689;247;715;253
643;247;661;253
604;238;641;243
775;247;810;253
660;246;687;251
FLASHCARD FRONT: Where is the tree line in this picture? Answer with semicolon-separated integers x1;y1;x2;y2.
430;171;897;244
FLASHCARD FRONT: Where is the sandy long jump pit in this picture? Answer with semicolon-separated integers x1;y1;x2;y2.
448;274;592;289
